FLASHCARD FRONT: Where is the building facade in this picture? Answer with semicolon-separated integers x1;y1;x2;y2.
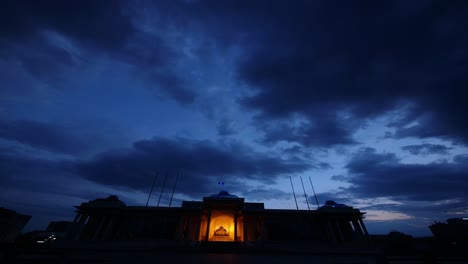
0;207;31;243
67;191;368;244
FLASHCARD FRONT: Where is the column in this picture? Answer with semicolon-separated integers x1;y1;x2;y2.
195;216;201;241
68;213;81;239
92;216;106;240
327;220;337;243
334;220;344;243
76;214;89;240
186;216;193;240
177;216;185;240
102;216;116;240
260;216;265;244
234;212;238;242
352;219;364;236
81;215;96;240
205;211;211;241
358;219;369;237
73;213;81;223
254;217;259;241
243;216;248;242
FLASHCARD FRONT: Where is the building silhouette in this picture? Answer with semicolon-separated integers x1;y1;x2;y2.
66;191;368;244
0;207;31;243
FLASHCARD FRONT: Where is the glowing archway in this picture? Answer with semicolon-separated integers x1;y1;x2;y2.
209;212;234;241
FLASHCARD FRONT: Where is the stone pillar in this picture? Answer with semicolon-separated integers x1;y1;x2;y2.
177;216;185;240
73;213;81;223
77;214;87;225
243;216;248;242
68;213;82;239
352;219;364;236
76;214;89;240
101;216;116;240
327;220;337;243
187;216;193;240
334;220;344;243
254;217;259;241
234;212;238;242
260;216;265;243
195;216;201;241
205;211;211;241
358;219;369;237
92;216;106;240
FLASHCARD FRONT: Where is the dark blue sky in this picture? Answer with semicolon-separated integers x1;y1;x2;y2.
1;0;467;236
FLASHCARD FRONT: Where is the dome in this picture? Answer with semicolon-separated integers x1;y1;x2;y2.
81;195;126;208
318;200;351;209
209;190;239;199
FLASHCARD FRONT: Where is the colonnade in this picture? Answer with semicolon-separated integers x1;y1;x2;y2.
69;213;118;240
325;217;368;243
176;211;265;243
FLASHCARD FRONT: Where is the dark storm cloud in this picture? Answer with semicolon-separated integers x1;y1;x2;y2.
0;0;134;51
76;137;311;197
144;70;196;104
3;1;468;143
221;1;468;145
342;148;468;202
0;119;93;155
131;0;468;145
0;0;193;104
0;151;99;200
401;143;452;155
243;188;291;201
0;151;119;230
260;116;356;148
361;200;466;216
216;119;236;137
0;0;134;80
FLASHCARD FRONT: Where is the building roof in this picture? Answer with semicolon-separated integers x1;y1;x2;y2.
209;190;239;199
78;195;126;208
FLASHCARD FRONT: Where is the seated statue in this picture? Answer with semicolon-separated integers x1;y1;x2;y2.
214;226;228;236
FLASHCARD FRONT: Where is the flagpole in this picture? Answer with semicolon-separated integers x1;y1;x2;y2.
146;172;158;207
289;176;299;210
168;172;179;207
157;172;168;207
300;176;310;211
309;176;320;209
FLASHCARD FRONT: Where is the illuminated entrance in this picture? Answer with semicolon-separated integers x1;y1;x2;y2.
199;191;244;242
209;211;234;241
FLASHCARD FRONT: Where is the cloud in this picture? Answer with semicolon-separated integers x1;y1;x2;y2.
260;115;357;148
401;143;452;155
216;119;236;137
321;148;467;232
0;0;135;52
344;148;468;202
0;150;123;230
0;0;194;104
3;1;468;144
0;151;104;200
242;188;292;201
0;119;92;155
230;1;468;145
116;0;468;146
76;137;312;197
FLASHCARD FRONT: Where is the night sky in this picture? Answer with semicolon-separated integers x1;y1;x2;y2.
1;0;468;237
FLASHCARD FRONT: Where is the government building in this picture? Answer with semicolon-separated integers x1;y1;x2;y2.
66;191;369;245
